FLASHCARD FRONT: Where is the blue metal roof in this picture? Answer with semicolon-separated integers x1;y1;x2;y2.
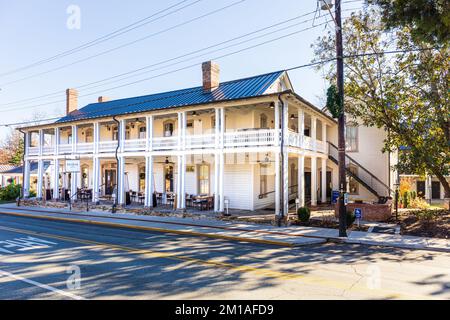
3;161;51;175
56;71;284;124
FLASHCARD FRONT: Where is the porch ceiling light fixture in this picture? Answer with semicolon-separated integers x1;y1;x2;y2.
290;114;297;120
269;102;275;109
165;157;169;165
192;111;198;117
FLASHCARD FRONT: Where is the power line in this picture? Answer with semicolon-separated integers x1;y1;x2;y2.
0;0;198;78
1;20;332;114
3;6;350;108
1;46;437;128
0;0;246;87
0;7;324;108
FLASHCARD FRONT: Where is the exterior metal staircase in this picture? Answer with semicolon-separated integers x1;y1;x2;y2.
327;142;393;200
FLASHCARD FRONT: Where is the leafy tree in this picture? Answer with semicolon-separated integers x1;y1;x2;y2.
312;8;450;198
0;129;24;166
368;0;450;45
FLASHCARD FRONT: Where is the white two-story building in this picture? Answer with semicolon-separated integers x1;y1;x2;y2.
19;61;395;214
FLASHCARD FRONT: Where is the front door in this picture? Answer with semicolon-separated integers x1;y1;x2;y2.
164;165;174;193
304;172;311;202
105;169;116;195
432;181;441;199
416;181;425;198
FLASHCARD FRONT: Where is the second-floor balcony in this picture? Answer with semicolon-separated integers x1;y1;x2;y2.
26;128;327;156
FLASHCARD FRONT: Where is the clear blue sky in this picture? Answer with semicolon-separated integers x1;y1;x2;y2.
0;0;362;139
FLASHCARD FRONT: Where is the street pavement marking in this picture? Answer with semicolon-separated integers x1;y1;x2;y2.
0;269;85;300
0;224;430;299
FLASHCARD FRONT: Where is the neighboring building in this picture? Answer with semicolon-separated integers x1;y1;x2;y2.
0;164;21;187
18;61;396;213
400;174;450;202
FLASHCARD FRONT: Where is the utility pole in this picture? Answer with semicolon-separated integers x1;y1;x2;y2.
335;0;347;237
320;0;347;236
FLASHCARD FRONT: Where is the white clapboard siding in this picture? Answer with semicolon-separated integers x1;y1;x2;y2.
223;164;253;210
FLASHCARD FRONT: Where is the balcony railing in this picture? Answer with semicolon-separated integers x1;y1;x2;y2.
124;139;146;152
224;129;275;148
42;145;54;155
153;136;178;150
186;134;215;149
59;144;72;154
77;142;94;153
99;140;118;153
26;129;329;156
28;146;39;156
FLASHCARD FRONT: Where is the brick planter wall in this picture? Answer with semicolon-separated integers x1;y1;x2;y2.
334;202;392;222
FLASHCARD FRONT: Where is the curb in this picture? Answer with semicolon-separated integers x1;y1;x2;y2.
0;210;322;248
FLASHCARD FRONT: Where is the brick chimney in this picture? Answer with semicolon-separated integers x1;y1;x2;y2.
98;96;109;103
202;61;220;92
66;88;78;115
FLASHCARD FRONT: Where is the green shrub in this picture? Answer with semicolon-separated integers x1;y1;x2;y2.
411;191;417;200
402;191;410;208
346;211;356;227
29;190;36;198
297;206;311;222
0;184;21;201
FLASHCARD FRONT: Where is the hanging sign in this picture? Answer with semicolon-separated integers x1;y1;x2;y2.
65;159;80;173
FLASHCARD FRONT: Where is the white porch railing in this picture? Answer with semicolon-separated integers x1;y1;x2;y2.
224;129;275;147
153;136;178;150
124;139;146;152
28;147;39;156
99;140;118;153
42;145;54;155
185;134;215;149
58;144;72;154
287;131;302;148
77;142;94;153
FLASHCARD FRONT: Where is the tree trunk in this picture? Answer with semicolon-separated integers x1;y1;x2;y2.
432;170;450;199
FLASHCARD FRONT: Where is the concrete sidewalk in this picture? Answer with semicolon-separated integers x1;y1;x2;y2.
0;204;448;252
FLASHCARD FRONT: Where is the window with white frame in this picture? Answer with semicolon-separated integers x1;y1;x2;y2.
138;125;146;139
345;126;358;151
260;164;269;198
198;164;209;195
260;113;268;129
163;121;174;137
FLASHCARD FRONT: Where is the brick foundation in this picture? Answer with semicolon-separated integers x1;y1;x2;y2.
334;202;392;222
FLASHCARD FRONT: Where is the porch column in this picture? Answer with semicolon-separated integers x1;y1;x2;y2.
54;128;59;155
298;154;305;207
117;156;125;205
93;122;100;154
146;115;153;152
92;157;100;203
214;153;220;212
145;155;154;207
218;152;224;213
298;108;305;143
311;116;317;151
215;108;220;148
274;102;280;147
218;107;225;212
311;156;317;206
23;160;31;197
321;157;327;204
281;99;289;216
37;159;44;199
72;125;78;153
274;152;280;215
119;119;125;152
177;154;186;209
52;158;60;199
70;170;78;201
38;129;44;156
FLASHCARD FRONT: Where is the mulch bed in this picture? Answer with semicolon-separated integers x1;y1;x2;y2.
390;209;449;239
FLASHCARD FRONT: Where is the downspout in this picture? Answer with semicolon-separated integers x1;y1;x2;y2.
278;94;285;226
17;128;26;207
112;116;120;213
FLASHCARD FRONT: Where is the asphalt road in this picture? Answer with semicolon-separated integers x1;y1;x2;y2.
0;213;449;300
